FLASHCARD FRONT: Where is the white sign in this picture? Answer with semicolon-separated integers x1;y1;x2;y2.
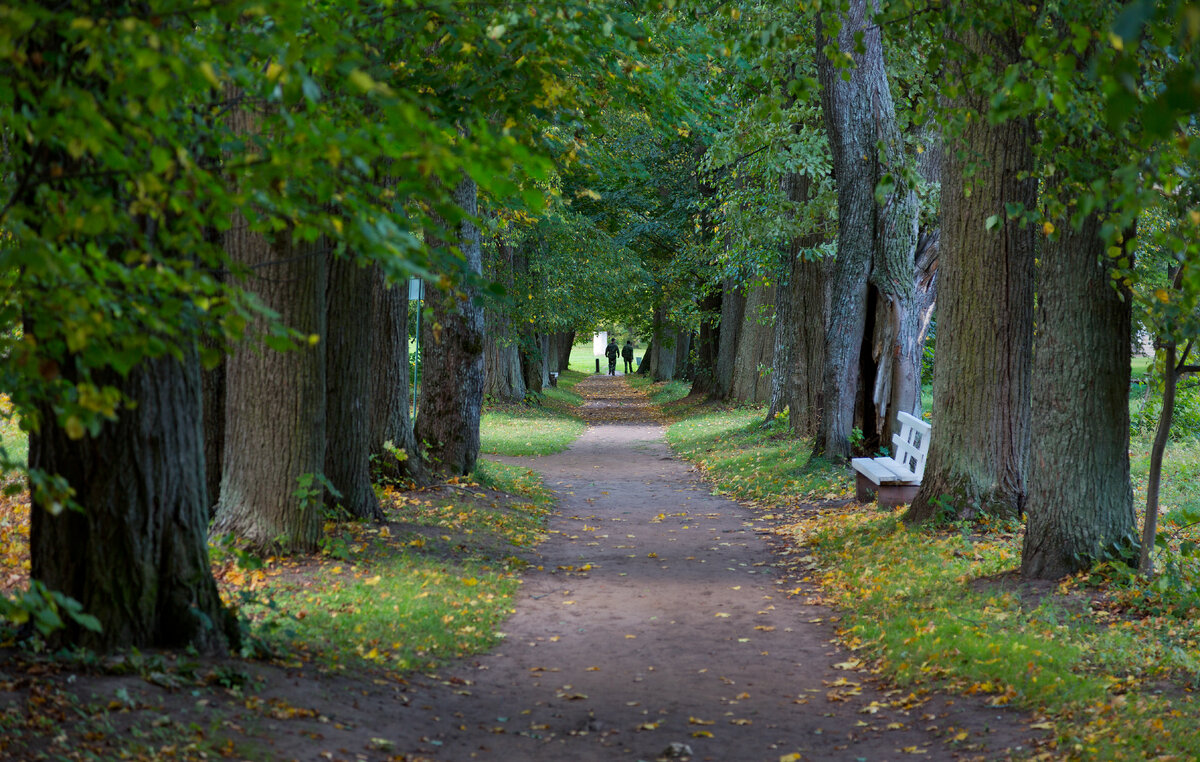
593;332;607;357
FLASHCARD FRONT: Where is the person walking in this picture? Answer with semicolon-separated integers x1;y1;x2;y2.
605;338;619;375
622;340;635;374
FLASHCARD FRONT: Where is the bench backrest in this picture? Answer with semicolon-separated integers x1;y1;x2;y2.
890;411;932;482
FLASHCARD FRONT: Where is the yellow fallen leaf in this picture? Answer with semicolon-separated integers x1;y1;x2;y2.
689;717;715;725
692;730;714;738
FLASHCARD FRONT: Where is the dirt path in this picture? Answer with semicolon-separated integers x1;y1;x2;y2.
254;375;1042;761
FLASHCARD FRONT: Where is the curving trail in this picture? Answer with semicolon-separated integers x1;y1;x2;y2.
266;375;1042;761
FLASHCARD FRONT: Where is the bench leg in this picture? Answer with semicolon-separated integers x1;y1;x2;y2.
855;473;877;504
877;484;920;508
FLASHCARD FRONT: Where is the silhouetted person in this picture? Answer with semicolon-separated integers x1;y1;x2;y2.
622;340;634;373
605;339;619;375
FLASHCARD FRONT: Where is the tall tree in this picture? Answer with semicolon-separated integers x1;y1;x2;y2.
712;276;746;399
813;0;922;460
482;233;527;403
416;177;486;476
31;354;237;652
1022;213;1134;577
214;225;329;550
369;267;428;485
730;283;776;402
324;253;383;520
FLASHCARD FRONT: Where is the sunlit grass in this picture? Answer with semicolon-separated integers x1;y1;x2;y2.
230;460;553;675
480;369;586;456
665;407;852;502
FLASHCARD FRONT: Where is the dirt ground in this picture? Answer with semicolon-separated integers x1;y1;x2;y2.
1;375;1050;761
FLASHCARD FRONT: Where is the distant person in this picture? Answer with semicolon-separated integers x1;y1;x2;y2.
622;340;634;374
605;338;619;375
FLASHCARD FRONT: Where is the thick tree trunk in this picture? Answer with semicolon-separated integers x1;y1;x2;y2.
712;276;745;399
655;325;679;382
1021;214;1134;578
369;267;428;485
556;331;575;372
767;172;828;437
201;354;225;519
324;254;383;521
520;332;544;393
638;338;654;375
415;176;485;476
31;355;236;653
730;283;776;403
814;0;921;460
674;331;693;381
214;231;327;552
482;237;526;403
904;34;1035;522
691;288;722;396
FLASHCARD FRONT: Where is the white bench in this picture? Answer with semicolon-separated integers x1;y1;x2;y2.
851;411;931;507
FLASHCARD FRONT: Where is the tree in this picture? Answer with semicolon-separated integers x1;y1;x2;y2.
416;177;486;477
370;267;429;486
904;15;1037;523
813;0;923;460
324;253;383;520
1022;213;1134;577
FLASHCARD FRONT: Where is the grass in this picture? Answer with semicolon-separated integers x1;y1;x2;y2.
480;369;587;456
228;459;554;674
665;406;852;501
626;373;692;406
565;339;646;374
661;401;1200;761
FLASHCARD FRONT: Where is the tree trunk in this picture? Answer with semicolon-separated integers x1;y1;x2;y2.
1138;337;1192;576
556;331;575;372
655;325;679;382
214;229;327;552
674;331;694;381
1021;214;1134;578
201;354;225;519
324;254;383;521
415;176;485;476
814;0;921;461
730;283;776;403
691;288;723;396
638;338;654;375
904;31;1035;522
712;276;745;399
767;172;828;437
540;333;552;388
369;267;428;486
482;236;526;403
31;354;236;653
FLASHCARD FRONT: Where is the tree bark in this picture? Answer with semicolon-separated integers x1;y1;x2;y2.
415;175;485;476
730;283;776;403
814;0;922;460
31;354;236;653
712;276;746;399
904;30;1035;522
674;331;694;381
369;267;428;485
767;172;828;437
201;353;225;519
691;288;723;396
214;231;327;552
482;236;526;403
1021;214;1134;578
323;254;383;521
